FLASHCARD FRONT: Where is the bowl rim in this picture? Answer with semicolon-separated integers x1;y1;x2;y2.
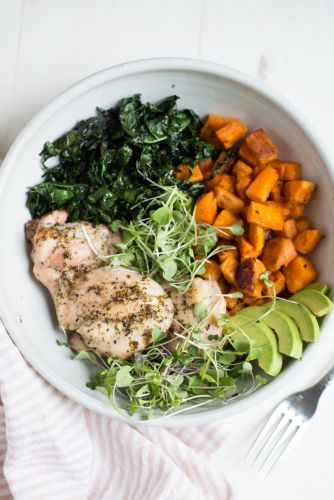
1;57;333;427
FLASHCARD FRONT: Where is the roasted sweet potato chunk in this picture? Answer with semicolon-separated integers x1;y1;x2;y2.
225;288;239;310
200;114;229;148
175;164;190;180
246;201;284;231
218;245;238;263
283;256;317;293
214;187;245;214
284;180;316;205
270;180;283;202
289;204;305;218
189;164;204;183
215;119;248;149
245;129;278;165
213;150;237;175
236;258;266;297
296;217;311;233
264;201;290;220
213;210;241;239
278;219;298;239
261;237;297;271
249;223;266;255
195;191;217;225
206;173;235;192
270;160;301;181
293;229;323;254
246;166;279;203
198;158;214;179
220;256;239;285
202;260;222;281
238;236;257;260
233;160;253;200
264;270;286;296
238;142;258;167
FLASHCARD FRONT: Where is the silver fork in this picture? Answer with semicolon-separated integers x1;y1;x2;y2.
245;366;334;477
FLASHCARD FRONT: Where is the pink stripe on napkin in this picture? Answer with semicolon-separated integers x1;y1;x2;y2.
0;323;233;500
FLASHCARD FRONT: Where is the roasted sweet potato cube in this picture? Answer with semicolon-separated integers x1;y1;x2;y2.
270;180;283;202
289;204;305;218
202;260;222;281
213;210;241;239
175;164;190;180
270;160;301;181
278;219;298;239
264;270;286;296
214;187;245;214
200;114;229;149
246;166;279;203
228;302;246;315
245;129;278;165
189;164;204;183
293;229;323;254
253;164;267;177
220;256;239;285
213;150;238;175
215;119;248;149
283;256;317;293
249;223;266;255
270;270;286;295
199;157;213;172
201;114;229;135
261;237;297;271
218;245;238;263
233;160;253;200
238;236;257;260
236;258;266;297
206;174;235;192
225;290;239;310
246;201;284;231
195;191;217;225
264;201;290;220
284;180;316;205
199;158;214;180
296;217;311;233
238;142;258;167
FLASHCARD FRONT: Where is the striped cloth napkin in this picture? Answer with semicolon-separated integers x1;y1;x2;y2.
0;322;233;500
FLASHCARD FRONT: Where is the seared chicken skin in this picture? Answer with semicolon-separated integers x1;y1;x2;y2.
26;211;174;359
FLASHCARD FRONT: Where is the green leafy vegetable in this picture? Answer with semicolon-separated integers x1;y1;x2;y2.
27;95;219;223
104;185;233;292
74;350;98;364
86;316;259;420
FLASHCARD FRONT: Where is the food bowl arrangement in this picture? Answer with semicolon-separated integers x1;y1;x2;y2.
0;58;333;427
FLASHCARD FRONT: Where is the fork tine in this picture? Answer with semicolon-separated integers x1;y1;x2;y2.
245;404;285;463
263;424;305;477
252;413;291;470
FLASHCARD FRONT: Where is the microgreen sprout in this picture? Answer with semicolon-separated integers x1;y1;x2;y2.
85;184;236;293
82;303;269;421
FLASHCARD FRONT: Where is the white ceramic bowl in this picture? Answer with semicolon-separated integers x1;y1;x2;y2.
0;58;333;427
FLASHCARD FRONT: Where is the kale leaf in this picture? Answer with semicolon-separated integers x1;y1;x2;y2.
27;94;220;224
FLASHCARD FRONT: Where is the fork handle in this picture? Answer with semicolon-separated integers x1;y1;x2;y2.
313;366;334;393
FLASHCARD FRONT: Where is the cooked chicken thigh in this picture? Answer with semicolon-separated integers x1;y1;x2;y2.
164;278;226;343
26;209;120;294
26;211;174;359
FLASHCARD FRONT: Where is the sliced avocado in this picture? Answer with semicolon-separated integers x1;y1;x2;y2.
291;290;334;317
240;306;303;359
274;300;320;342
229;314;283;376
305;282;329;294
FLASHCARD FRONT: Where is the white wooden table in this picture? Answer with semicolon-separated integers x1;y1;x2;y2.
1;1;334;498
